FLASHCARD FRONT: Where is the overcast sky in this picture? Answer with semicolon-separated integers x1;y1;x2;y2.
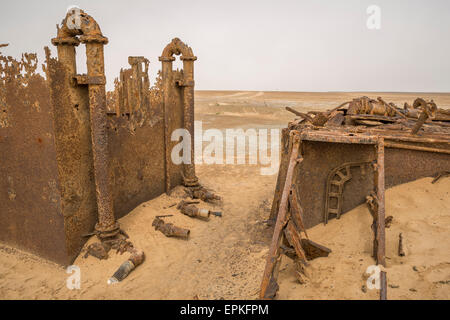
1;0;449;92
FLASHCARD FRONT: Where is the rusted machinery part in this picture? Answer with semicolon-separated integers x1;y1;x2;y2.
334;100;352;111
324;161;373;225
177;200;210;220
411;98;438;135
345;96;407;120
84;242;109;260
377;97;407;120
184;185;221;202
152;217;190;239
107;249;145;284
102;237;134;255
83;235;133;260
285;107;314;122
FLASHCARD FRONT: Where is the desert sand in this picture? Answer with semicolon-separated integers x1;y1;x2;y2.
0;91;449;300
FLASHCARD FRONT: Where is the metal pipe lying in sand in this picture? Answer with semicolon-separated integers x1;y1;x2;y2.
177;200;222;220
152;216;190;239
107;249;145;284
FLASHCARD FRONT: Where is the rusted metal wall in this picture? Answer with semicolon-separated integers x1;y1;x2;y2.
46;49;99;264
297;140;376;228
0;36;197;264
384;147;450;187
106;57;167;219
0;53;69;263
271;128;450;229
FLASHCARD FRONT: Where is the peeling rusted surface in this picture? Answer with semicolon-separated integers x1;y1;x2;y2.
51;9;119;239
159;38;198;191
152;217;190;239
106;57;166;219
0;50;68;263
265;96;449;300
1;10;198;265
177;200;211;220
272;97;450;229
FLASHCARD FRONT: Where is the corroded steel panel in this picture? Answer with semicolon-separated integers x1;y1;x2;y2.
46;49;98;264
0;53;68;264
272;98;450;230
1;33;197;264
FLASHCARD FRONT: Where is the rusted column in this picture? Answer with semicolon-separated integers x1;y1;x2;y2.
51;38;79;74
81;35;120;239
159;56;175;193
181;55;198;187
376;137;387;300
159;38;199;192
53;9;119;239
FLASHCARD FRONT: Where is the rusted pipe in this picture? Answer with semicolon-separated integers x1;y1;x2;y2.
152;217;190;239
411;98;437;135
177;200;211;220
285;107;314;122
159;38;199;192
184;185;221;202
51;10;120;240
107;249;145;284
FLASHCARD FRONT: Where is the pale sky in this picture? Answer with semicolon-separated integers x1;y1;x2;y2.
1;0;449;92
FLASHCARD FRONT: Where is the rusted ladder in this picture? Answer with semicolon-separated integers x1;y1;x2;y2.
324;161;372;224
324;165;352;223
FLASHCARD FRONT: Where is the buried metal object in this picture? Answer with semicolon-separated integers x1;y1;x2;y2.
264;96;450;300
0;8;206;265
108;249;145;284
152;216;190;239
177;200;222;220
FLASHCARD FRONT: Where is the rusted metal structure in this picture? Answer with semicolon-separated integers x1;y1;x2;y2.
0;9;199;265
263;97;450;299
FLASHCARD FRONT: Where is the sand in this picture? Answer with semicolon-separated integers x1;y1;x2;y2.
0;91;449;300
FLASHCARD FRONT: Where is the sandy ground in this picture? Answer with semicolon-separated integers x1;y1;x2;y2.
0;91;449;300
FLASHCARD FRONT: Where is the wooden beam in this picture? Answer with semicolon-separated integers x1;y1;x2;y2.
260;132;302;299
376;137;387;300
